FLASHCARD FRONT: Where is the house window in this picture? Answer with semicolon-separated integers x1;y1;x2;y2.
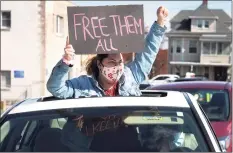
197;20;202;28
203;42;225;55
171;40;175;53
211;42;216;54
204;67;209;73
197;20;209;29
189;40;197;53
204;67;209;78
1;70;11;89
218;42;230;55
217;43;223;54
203;42;210;54
56;15;64;34
204;20;209;28
193;67;197;73
1;11;11;29
176;40;182;53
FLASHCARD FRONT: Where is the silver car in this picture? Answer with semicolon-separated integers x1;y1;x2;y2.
0;91;222;152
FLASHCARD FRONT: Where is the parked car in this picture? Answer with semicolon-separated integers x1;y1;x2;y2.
185;72;195;78
146;81;232;152
150;74;180;85
139;83;151;90
139;80;152;90
0;91;222;152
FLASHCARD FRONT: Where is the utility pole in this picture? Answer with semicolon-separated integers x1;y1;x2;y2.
40;1;46;96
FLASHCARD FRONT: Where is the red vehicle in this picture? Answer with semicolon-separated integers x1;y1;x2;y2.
147;81;232;152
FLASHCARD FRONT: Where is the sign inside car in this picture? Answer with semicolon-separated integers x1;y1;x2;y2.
74;114;124;136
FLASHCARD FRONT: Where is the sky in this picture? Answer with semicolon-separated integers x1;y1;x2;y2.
73;1;232;31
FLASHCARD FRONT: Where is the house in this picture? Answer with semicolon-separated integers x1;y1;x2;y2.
43;1;83;96
1;1;82;103
167;0;232;81
118;25;169;78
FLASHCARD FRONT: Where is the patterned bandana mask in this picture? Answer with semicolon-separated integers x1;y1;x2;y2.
99;64;124;83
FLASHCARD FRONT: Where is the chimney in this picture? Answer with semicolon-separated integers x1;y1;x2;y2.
203;0;208;6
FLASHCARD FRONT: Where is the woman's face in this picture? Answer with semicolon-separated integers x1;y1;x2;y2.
97;53;124;84
101;53;124;67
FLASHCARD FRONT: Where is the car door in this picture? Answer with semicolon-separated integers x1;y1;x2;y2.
0;119;28;152
16;121;38;151
185;92;222;152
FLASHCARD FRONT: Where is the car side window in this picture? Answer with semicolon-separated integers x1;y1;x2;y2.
22;121;37;144
155;77;165;80
15;122;29;150
16;121;37;150
0;120;30;152
193;92;213;103
0;121;10;143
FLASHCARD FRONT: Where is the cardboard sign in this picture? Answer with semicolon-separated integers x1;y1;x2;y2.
67;5;144;54
74;115;124;136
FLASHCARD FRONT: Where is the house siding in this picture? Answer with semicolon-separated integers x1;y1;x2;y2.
44;1;80;96
1;1;42;101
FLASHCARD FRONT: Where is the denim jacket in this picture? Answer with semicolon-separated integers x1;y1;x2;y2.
47;22;166;98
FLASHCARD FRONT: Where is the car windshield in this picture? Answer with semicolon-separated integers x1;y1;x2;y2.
0;106;210;152
168;89;230;121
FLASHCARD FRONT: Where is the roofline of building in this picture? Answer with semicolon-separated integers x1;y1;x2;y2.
166;33;231;42
201;34;227;37
188;16;219;19
170;8;231;23
167;34;200;37
166;32;231;37
170;61;231;67
199;39;231;42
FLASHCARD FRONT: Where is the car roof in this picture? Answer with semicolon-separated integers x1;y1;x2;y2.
148;81;232;90
7;91;190;115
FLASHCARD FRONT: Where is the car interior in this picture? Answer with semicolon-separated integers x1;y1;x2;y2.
0;109;209;152
199;92;228;121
